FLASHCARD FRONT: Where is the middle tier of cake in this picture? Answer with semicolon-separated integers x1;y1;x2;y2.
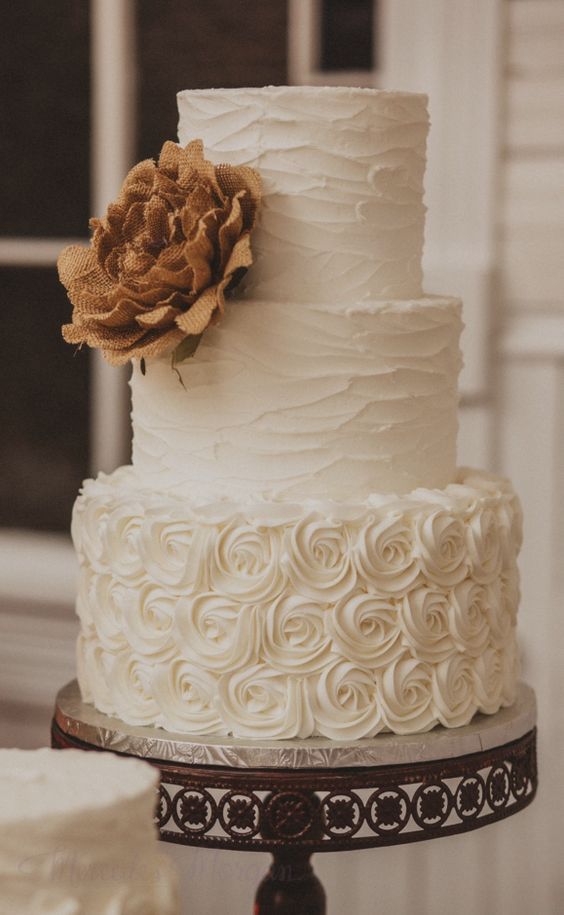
73;467;521;740
131;295;462;501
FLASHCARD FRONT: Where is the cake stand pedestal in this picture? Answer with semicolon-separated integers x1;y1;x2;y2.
51;681;537;915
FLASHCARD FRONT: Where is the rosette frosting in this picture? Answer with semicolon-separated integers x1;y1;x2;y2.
218;664;314;739
72;467;522;738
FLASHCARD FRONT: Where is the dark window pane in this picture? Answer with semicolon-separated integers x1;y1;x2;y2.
0;1;90;237
0;268;89;531
321;0;376;71
136;0;287;159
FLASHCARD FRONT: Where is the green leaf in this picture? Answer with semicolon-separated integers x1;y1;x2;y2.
172;333;203;366
171;333;203;388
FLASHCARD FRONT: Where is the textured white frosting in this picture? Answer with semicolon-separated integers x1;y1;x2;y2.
177;86;429;304
72;467;522;739
0;748;178;915
131;295;462;499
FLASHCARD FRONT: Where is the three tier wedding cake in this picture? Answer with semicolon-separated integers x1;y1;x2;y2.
60;87;522;740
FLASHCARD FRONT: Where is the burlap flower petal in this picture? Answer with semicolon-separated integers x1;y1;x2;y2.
182;217;216;293
135;304;181;328
217;164;262;226
174;286;223;336
111;283;171;308
217;195;244;273
62;321;146;351
107;326;186;366
224;232;253;280
178;140;224;199
58;246;104;295
88;298;150;328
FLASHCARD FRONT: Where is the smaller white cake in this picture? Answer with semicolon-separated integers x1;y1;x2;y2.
0;748;179;915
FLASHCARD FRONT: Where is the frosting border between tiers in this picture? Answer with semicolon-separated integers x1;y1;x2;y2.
76;466;521;526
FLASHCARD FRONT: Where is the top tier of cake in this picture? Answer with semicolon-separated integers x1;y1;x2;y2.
129;87;460;502
177;86;429;304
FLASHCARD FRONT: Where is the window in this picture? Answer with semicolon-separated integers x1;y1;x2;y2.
320;0;376;72
0;1;90;531
1;0;288;535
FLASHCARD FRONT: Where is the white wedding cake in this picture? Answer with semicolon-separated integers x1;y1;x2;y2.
66;87;522;740
0;748;178;914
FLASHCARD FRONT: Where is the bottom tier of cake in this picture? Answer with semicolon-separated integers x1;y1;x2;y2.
72;467;522;739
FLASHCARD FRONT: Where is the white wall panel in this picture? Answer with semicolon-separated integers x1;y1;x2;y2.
502;226;564;307
458;405;495;470
508;0;564;36
504;159;564;226
508;31;564;76
497;314;564;915
506;78;564;153
502;0;564;316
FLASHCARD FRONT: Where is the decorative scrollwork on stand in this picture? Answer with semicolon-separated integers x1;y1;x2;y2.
219;790;262;839
455;775;486;821
366;786;411;836
152;729;537;852
51;720;537;854
412;781;452;830
171;787;216;837
321;791;364;839
264;791;317;840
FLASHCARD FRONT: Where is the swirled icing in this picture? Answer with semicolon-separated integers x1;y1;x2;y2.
130;296;463;500
0;748;179;914
177;87;428;304
73;467;521;738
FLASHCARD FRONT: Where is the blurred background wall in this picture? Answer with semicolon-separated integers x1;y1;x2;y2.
1;1;563;913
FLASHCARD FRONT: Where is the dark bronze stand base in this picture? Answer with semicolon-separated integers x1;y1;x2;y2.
51;682;537;914
255;851;326;915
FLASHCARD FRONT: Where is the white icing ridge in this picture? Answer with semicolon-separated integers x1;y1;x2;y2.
131;296;463;500
0;748;179;914
72;467;522;739
177;86;429;304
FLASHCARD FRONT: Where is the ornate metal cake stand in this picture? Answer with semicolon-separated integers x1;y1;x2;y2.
51;680;537;915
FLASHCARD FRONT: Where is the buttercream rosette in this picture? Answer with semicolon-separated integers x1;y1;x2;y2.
263;594;332;673
447;579;491;657
325;591;403;668
138;510;209;590
153;659;223;734
309;659;383;739
283;516;356;601
209;520;286;602
378;656;435;735
174;592;259;673
357;511;420;593
217;664;314;739
399;585;455;663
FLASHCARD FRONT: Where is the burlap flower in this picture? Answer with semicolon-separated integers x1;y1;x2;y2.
58;140;261;365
